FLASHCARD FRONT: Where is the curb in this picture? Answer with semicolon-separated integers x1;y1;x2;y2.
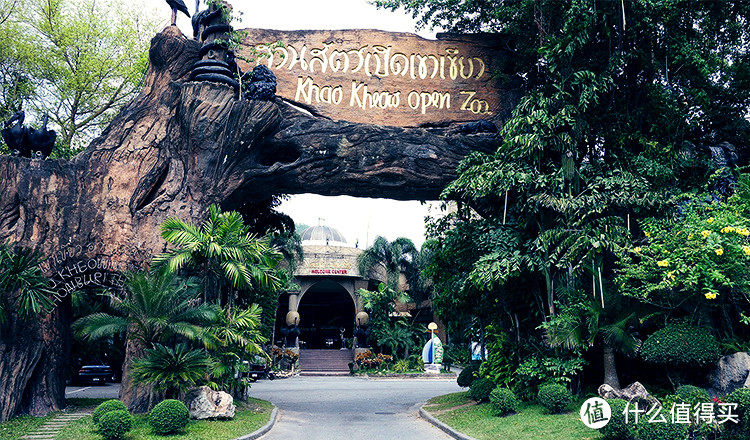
234;406;278;440
418;406;478;440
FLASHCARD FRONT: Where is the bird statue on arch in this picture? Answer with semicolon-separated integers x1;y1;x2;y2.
165;0;190;26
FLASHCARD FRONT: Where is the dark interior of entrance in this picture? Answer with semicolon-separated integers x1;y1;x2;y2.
296;280;355;349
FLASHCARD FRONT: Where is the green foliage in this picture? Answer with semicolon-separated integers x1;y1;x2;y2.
513;355;585;402
408;354;424;372
477;326;515;388
444;344;471;366
536;384;571;414
153;204;283;306
598;399;634;440
97;410;132;440
131;344;209;399
640;323;720;367
0;0;160;153
0;241;54;325
489;387;519;416
636;418;689;440
469;378;495;403
617;176;750;326
457;362;480;388
92;400;128;426
74;269;217;346
148;399;190;435
675;385;709;407
392;359;410;373
723;388;750;440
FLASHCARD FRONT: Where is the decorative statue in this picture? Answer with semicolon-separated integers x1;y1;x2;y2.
242;65;277;101
165;0;190;26
2;111;56;159
285;325;300;348
2;110;27;156
27;114;56;159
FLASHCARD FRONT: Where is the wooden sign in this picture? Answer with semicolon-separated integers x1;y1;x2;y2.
239;29;515;127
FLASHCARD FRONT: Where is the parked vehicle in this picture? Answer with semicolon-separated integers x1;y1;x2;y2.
245;363;275;382
73;364;115;385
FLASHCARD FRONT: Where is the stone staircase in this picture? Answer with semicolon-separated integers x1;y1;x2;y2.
21;411;92;440
299;349;352;375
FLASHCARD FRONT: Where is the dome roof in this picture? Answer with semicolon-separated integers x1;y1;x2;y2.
301;225;348;244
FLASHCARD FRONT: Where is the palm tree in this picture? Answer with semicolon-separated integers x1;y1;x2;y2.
153;204;283;306
543;295;640;389
358;236;420;291
74;269;217;412
131;343;209;399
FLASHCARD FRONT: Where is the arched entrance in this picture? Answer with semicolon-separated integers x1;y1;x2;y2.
297;280;355;349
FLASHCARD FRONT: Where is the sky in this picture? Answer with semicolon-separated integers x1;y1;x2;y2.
174;1;442;249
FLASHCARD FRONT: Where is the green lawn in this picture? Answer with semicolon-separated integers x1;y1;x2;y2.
424;392;603;440
0;413;57;440
55;398;274;440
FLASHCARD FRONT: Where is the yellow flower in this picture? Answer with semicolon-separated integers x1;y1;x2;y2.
657;260;669;267
707;217;715;224
644;231;651;237
739;228;750;237
715;248;724;256
688;233;694;239
701;230;711;238
667;271;676;281
633;247;642;253
743;246;750;256
704;292;718;300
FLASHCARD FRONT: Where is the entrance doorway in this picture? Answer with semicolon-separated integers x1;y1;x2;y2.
297;280;355;349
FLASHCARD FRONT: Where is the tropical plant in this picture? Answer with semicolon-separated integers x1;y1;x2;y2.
0;241;54;326
374;320;416;359
74;269;216;411
469;378;495;402
74;270;216;346
131;343;209;399
541;293;641;389
153;204;283;306
357;236;432;300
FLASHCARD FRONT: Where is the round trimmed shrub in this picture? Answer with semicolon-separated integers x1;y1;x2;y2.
149;399;190;435
723;388;750;440
675;385;709;406
537;383;571;414
489;387;519;416
599;399;634;440
457;362;480;388
469;378;495;402
97;410;132;440
636;417;689;440
92;399;128;425
640;324;720;367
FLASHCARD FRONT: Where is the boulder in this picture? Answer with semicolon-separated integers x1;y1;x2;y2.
185;386;235;420
709;352;750;396
599;382;660;409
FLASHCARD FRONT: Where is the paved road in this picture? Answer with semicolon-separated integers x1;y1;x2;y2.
249;376;461;440
65;383;120;399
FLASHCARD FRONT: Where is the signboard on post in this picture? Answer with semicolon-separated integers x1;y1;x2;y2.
239;29;517;127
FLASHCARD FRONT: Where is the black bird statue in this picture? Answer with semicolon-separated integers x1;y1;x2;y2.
1;110;27;157
26;113;56;159
166;0;190;26
242;65;277;101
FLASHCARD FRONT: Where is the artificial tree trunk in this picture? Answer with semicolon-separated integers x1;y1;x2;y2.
0;26;507;417
602;343;621;389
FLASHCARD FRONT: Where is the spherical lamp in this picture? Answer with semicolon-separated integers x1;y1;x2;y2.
356;311;369;326
286;311;300;326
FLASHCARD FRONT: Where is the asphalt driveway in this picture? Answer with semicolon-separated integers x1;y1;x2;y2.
249;376;462;440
